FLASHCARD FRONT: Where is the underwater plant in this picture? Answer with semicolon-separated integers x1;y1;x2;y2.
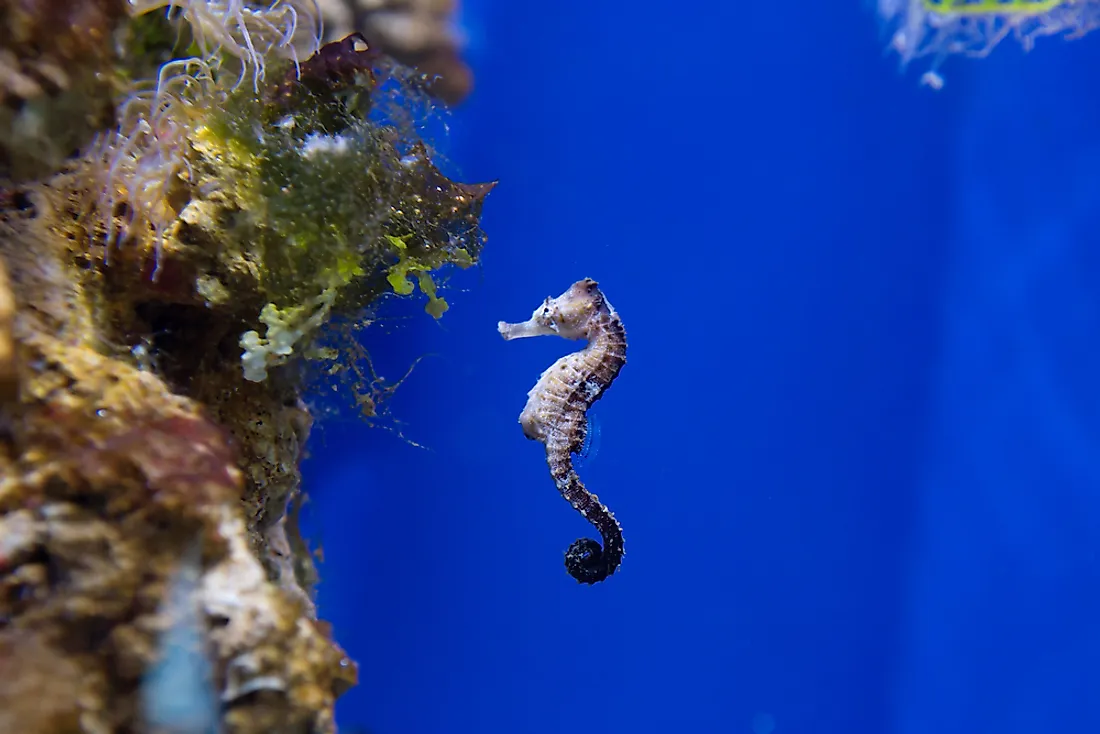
83;15;492;377
129;0;323;88
878;0;1100;80
89;0;322;275
88;54;220;273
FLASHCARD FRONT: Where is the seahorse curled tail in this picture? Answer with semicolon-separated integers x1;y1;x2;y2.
547;439;625;583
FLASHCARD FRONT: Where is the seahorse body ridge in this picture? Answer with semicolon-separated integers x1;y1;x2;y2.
498;278;627;584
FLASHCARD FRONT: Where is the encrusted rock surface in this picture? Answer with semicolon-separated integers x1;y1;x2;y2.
0;254;14;407
0;186;356;733
0;0;128;181
0;4;494;732
320;0;474;104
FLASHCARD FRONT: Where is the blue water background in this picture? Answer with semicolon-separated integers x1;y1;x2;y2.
300;3;1100;732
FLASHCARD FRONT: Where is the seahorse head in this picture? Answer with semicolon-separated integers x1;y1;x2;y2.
497;278;610;341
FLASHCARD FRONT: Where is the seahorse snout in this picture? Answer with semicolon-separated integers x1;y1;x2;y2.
498;317;554;340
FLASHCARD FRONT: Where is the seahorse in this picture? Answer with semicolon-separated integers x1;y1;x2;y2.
498;278;627;584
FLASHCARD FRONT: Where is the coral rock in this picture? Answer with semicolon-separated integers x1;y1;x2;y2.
0;181;354;734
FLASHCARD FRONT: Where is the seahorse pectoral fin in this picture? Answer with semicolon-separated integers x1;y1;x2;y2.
498;317;556;340
576;413;601;463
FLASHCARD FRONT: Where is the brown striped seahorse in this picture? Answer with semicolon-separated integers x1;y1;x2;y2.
498;278;627;584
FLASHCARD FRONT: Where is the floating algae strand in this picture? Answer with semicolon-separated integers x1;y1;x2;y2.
877;0;1100;80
